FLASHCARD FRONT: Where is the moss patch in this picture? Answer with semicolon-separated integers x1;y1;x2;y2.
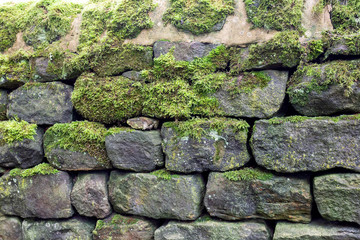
0;119;37;145
9;163;59;178
223;168;273;181
150;169;179;180
268;114;360;125
322;31;360;58
106;127;134;136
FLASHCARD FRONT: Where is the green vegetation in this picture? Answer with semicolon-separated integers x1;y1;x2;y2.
0;119;37;145
163;0;235;35
9;163;59;178
307;39;324;61
322;31;360;58
244;0;304;31
223;168;273;181
106;127;134;136
267;114;360;124
150;169;179;180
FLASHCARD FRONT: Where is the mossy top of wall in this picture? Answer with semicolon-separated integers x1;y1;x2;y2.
0;119;37;145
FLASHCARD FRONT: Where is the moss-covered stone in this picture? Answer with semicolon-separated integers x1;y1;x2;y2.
0;90;7;121
323;31;360;58
0;119;37;145
326;0;360;31
9;163;58;178
223;168;273;181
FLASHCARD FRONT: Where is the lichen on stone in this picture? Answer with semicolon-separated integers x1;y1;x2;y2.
223;167;273;181
0;119;37;145
9;163;59;178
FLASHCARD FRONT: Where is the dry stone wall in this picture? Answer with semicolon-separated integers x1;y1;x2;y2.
0;0;360;239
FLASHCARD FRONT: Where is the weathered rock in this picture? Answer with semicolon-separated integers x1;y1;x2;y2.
71;172;112;219
7;82;73;125
204;171;312;222
288;60;360;116
213;70;288;118
122;71;143;81
324;33;360;58
0;58;31;90
108;171;205;220
0;89;7;120
273;220;360;240
0;163;73;218
314;174;360;224
106;129;164;172
32;57;59;81
127;117;159;130
22;216;95;240
153;41;219;61
93;214;157;240
155;218;271;240
252;115;360;172
161;118;250;173
0;215;22;240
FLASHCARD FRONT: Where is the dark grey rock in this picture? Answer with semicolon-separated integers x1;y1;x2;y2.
106;129;164;172
22;216;95;240
0;89;7;120
71;172;112;219
127;117;159;130
204;171;312;222
252;115;360;172
7;82;73;125
108;171;205;220
314;174;360;224
0;215;22;240
153;41;219;61
32;57;59;81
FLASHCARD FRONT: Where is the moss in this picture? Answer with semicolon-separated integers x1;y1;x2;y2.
223;168;273;181
244;0;304;31
267;114;360;124
322;31;360;58
150;169;179;180
195;215;213;222
331;0;359;31
110;214;139;225
0;119;37;145
163;0;235;35
9;163;59;178
306;39;324;61
106;127;134;136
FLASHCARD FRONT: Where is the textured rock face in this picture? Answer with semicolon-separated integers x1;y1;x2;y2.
0;128;44;168
213;70;288;118
108;171;205;220
106;130;164;172
93;214;157;240
22;217;95;240
273;220;360;240
33;57;59;81
155;219;271;240
126;117;159;130
204;172;311;222
252;116;360;172
71;172;112;219
0;215;22;240
314;174;360;224
0;90;7;120
7;82;73;125
324;34;360;58
0;170;73;218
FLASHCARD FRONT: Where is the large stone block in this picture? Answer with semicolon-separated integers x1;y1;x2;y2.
204;169;312;222
0;215;22;240
108;170;205;220
252;115;360;172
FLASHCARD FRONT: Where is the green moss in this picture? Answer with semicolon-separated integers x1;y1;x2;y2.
150;169;179;180
244;0;304;31
307;39;324;61
195;215;213;222
0;119;37;145
106;127;134;136
9;163;59;178
267;114;360;124
223;168;273;181
110;214;139;225
331;0;359;31
163;0;235;35
322;31;360;58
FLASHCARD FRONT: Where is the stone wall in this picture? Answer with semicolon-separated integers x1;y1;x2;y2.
0;0;360;239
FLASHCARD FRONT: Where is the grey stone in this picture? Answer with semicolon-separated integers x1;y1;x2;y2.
122;71;143;81
71;172;112;219
32;57;59;81
252;116;360;172
155;219;271;240
204;171;312;222
22;216;95;240
7;82;73;125
108;171;205;220
273;220;360;240
314;174;360;224
153;41;219;61
106;130;164;172
127;117;159;130
0;215;22;240
0;89;7;120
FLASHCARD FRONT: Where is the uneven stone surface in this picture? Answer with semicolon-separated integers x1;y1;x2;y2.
122;71;143;81
22;216;95;240
214;70;288;118
108;171;205;220
273;220;360;240
0;89;7;120
252;116;360;172
204;172;311;222
106;130;164;172
32;57;59;82
324;34;360;58
71;172;112;219
93;214;157;240
0;215;22;240
7;82;73;125
314;174;360;224
127;117;159;130
0;128;44;168
155;218;271;240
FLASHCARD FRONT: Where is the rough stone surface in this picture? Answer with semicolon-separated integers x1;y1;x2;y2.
71;172;112;219
252;117;360;172
214;70;288;118
204;172;311;222
127;117;159;130
0;128;44;168
108;171;205;220
324;34;360;58
122;71;143;81
7;82;73;125
0;215;22;240
32;57;59;81
93;214;157;240
22;217;95;240
314;174;360;224
0;89;7;120
106;130;163;172
273;220;360;240
155;219;271;240
153;41;219;61
0;170;73;219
